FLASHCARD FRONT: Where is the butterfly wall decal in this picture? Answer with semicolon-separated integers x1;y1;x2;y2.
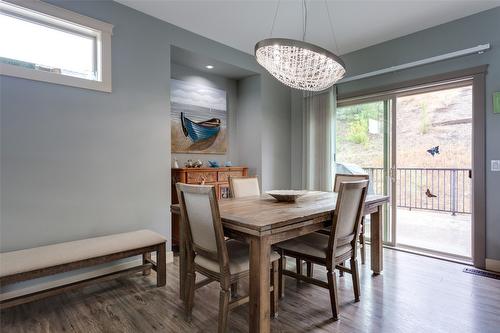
425;189;437;198
427;146;440;156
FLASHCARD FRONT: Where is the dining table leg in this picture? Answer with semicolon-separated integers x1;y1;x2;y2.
370;205;383;275
249;236;271;333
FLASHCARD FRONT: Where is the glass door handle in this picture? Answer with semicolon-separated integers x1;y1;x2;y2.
389;167;397;182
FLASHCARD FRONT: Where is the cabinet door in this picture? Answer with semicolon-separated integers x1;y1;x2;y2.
187;171;217;184
218;170;244;182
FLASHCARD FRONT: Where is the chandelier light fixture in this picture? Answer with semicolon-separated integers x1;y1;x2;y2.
255;0;346;92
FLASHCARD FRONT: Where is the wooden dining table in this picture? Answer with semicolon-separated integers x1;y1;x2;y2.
170;191;389;333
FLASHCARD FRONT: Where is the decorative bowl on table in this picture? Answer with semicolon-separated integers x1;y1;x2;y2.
266;190;308;202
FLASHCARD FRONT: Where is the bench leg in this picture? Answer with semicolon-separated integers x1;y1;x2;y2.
156;243;167;287
142;252;152;276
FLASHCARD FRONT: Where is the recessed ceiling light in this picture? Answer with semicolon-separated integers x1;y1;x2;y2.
205;65;214;69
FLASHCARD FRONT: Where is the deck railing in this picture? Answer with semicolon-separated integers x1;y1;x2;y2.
364;167;472;215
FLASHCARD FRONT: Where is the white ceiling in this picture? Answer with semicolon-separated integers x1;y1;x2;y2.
116;0;500;55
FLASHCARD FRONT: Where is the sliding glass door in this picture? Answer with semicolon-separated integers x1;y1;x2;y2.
336;79;473;260
335;99;393;243
394;84;472;259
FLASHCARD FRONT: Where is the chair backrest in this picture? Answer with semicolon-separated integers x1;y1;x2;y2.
327;180;369;264
333;173;369;193
176;183;229;274
229;176;260;198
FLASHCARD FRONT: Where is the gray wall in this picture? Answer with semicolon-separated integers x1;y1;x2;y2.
0;0;292;258
261;73;292;191
235;74;292;191
291;7;500;260
290;90;303;189
1;0;173;252
170;63;239;167
236;75;262;180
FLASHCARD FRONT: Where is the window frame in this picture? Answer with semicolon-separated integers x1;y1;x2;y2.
0;0;113;92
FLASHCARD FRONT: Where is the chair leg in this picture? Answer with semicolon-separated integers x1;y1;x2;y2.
278;253;285;298
306;262;313;278
296;259;303;286
327;269;339;321
351;258;361;302
142;252;151;276
185;271;196;322
270;261;279;318
339;261;345;277
360;217;366;265
218;288;230;333
296;259;303;275
230;282;239;299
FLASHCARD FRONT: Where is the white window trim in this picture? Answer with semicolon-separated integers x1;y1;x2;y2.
0;0;113;92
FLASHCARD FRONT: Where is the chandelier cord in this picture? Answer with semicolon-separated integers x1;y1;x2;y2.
302;0;308;41
324;0;340;54
269;0;281;37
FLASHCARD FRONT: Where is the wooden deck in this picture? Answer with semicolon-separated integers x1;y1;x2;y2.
1;248;499;332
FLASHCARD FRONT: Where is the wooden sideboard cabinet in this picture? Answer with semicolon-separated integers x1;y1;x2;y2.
171;166;248;250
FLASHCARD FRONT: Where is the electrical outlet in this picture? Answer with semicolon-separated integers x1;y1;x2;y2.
492;160;500;172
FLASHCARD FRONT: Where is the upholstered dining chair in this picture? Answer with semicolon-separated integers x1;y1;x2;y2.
315;174;370;263
227;175;261;297
304;173;370;279
228;176;260;198
275;180;369;321
333;174;370;265
176;183;280;333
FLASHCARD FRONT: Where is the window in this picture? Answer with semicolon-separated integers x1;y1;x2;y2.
0;0;113;92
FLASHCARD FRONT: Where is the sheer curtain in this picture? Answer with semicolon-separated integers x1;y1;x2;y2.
302;87;336;192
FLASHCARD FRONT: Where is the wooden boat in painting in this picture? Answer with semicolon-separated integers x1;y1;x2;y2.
181;112;221;142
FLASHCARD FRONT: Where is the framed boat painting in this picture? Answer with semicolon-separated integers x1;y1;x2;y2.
170;79;227;154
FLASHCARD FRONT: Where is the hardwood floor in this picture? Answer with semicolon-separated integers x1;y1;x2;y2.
2;248;499;332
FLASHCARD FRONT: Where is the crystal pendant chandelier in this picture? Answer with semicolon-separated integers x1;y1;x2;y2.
255;0;346;91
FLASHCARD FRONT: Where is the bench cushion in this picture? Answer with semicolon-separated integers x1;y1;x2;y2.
0;230;166;278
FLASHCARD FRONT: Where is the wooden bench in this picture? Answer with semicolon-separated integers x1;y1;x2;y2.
0;229;167;309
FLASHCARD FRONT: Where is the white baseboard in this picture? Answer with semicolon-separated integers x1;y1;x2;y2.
0;250;174;301
485;258;500;273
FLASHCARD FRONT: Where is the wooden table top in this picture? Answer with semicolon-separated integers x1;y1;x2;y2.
171;191;389;233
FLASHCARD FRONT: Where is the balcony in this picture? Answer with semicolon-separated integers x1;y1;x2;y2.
365;167;472;258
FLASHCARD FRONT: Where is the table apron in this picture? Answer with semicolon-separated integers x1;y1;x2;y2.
172;203;383;237
222;215;331;244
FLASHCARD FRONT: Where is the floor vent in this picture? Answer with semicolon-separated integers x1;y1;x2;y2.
463;267;500;280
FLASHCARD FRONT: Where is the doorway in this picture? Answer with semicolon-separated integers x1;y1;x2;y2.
393;84;472;259
336;77;479;262
335;100;392;243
